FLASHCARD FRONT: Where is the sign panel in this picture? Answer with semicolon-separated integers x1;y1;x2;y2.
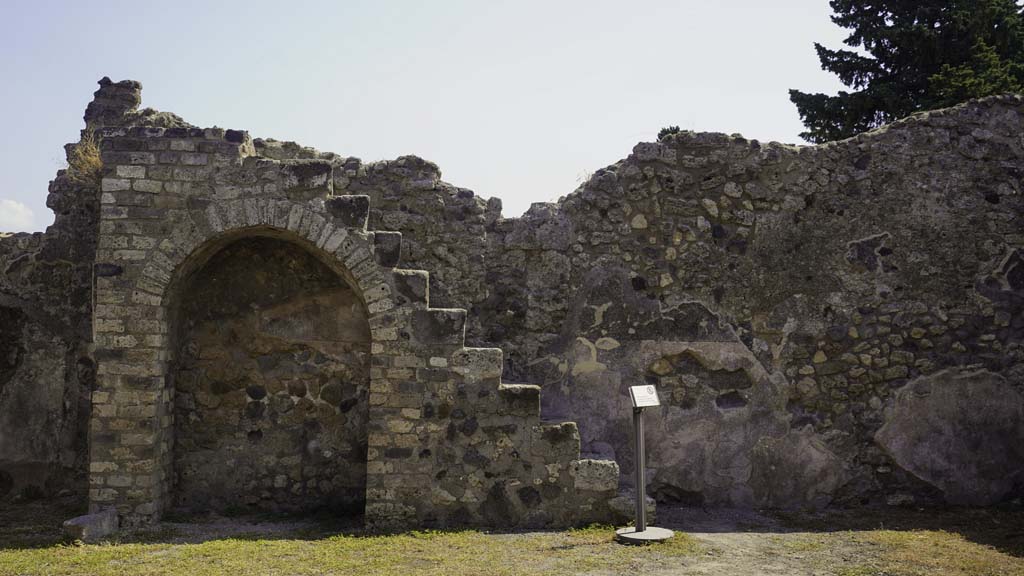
629;385;661;408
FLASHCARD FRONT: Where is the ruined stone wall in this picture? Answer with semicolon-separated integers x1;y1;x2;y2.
251;142;502;346
0;79;195;503
513;98;1024;509
0;109;106;500
0;231;91;500
2;78;1021;521
328;96;1024;510
83;118;619;528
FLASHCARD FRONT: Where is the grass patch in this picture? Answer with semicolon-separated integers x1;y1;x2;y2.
0;524;701;576
774;534;829;553
3;503;1020;576
66;128;103;188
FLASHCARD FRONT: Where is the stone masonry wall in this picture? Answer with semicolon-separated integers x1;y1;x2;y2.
353;96;1024;510
171;236;371;515
0;78;195;503
510;98;1024;509
84;113;619;528
2;78;1021;523
0;79;151;500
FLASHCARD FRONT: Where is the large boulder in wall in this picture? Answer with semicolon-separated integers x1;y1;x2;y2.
875;368;1024;505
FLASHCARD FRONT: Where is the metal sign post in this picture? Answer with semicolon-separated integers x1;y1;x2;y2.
633;405;647;532
616;385;674;544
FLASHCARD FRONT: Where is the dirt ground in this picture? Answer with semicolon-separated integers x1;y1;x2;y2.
655;505;1024;575
1;496;1022;575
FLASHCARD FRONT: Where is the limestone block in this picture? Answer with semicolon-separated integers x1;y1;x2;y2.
132;180;162;193
326;195;369;229
392;269;429;306
571;459;619;492
280;160;332;193
410;309;466;349
498;383;540;416
533;422;580;462
101;178;130;192
63;508;118;543
450;348;503;381
115;165;146;179
373;231;402;268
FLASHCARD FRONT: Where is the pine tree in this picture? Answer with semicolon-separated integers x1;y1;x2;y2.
791;0;1024;143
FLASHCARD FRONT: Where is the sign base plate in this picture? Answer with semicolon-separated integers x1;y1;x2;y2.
615;526;675;544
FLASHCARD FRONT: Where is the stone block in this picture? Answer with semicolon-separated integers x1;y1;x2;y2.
451;348;503;381
63;508;118;543
303;214;327;243
367;298;395;315
180;153;209;165
101;178;131;192
608;491;657;525
498;383;540;416
533;422;579;461
392;269;429;306
326;195;369;229
363;282;393;306
410;309;466;349
749;430;844;509
132;179;162;194
169;139;195;151
571;459;619;492
875;368;1024;505
322;227;349;253
373;231;402;268
115;165;146;179
280;159;332;193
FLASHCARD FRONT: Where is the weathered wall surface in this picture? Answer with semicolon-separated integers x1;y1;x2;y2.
0;229;86;499
0;119;104;499
330;96;1024;510
520;99;1024;509
84;120;620;528
172;237;371;514
1;78;1021;519
0;78;192;501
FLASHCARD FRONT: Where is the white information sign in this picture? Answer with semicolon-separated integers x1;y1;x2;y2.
629;385;661;408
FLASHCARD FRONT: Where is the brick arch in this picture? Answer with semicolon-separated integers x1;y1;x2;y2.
164;226;377;515
144;199;397;321
89;196;402;524
160;225;387;324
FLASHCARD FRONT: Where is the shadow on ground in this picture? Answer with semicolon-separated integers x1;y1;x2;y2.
658;504;1024;559
2;495;1022;560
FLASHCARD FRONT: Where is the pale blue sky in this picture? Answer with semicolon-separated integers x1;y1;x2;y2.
0;0;846;231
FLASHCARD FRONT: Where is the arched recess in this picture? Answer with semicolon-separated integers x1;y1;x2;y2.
89;195;403;523
166;228;372;515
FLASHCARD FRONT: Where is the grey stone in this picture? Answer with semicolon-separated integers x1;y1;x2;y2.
749;429;845;509
572;459;620;492
325;195;369;229
63;508;118;542
4;78;1023;533
608;491;657;525
875;368;1024;505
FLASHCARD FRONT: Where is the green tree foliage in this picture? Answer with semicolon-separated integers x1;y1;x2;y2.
791;0;1024;143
